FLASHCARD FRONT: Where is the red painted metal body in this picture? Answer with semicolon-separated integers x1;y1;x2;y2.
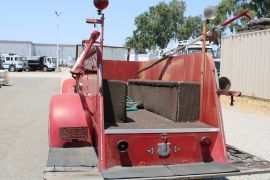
105;133;221;168
61;78;76;93
100;53;227;169
47;3;247;173
49;93;93;147
49;48;227;169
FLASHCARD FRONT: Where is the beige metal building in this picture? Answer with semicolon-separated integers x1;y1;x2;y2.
221;29;270;99
0;40;76;64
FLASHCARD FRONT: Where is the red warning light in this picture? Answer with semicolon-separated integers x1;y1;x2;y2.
93;0;109;10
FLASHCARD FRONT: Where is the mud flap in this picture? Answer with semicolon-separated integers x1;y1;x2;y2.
44;147;102;180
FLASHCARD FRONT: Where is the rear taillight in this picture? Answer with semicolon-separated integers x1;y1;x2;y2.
200;136;213;162
200;136;212;147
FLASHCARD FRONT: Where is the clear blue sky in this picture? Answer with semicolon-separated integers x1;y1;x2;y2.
0;0;220;46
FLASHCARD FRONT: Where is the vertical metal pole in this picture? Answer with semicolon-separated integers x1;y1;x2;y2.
56;22;59;71
200;21;207;121
98;12;106;170
55;11;62;71
100;13;105;54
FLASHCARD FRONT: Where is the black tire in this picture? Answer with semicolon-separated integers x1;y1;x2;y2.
42;66;48;72
25;66;31;72
9;65;16;72
219;76;231;90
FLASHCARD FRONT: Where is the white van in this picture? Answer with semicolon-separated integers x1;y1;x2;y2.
0;54;25;72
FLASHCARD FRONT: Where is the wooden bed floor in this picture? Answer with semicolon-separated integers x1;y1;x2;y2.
106;109;215;129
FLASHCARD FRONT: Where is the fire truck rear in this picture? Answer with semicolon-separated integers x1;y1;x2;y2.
44;1;270;179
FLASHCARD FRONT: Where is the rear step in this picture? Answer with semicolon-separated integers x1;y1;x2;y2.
102;163;239;179
44;145;270;179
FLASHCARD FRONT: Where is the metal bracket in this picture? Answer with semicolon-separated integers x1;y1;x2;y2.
174;146;181;153
147;147;154;154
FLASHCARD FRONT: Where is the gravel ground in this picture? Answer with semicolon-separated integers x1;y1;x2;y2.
0;73;270;179
221;96;270;116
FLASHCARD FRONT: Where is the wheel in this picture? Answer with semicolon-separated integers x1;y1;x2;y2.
25;66;31;72
9;66;16;72
42;66;48;72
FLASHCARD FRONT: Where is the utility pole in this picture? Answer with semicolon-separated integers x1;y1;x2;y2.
55;11;62;71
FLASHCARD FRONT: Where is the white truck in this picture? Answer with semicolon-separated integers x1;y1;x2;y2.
178;40;221;76
0;53;25;72
25;56;56;72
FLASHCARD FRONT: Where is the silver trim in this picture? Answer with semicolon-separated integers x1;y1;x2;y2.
105;128;220;134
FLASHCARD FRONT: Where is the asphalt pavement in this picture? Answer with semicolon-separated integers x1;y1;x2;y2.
0;76;60;180
0;73;270;179
223;108;270;180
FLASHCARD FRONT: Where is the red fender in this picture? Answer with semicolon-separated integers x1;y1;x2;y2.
61;78;76;93
49;93;93;148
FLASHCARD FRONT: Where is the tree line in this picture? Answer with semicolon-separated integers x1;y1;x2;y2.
125;0;270;53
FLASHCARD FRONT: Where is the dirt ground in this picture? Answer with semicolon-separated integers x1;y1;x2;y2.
220;95;270;117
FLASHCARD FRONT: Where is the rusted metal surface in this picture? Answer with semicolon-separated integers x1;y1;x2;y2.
217;90;241;97
221;10;251;27
59;127;88;139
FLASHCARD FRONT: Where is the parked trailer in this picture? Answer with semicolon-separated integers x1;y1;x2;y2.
44;2;270;179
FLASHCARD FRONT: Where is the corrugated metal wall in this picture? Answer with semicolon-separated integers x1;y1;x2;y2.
0;40;76;60
221;29;270;99
34;44;76;59
0;41;32;56
76;45;129;60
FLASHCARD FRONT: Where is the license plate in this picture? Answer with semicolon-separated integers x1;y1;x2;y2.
59;127;88;139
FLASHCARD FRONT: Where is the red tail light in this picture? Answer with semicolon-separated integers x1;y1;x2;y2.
200;136;212;147
93;0;109;10
200;136;213;162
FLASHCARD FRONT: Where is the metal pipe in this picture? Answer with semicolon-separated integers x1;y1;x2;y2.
200;21;207;121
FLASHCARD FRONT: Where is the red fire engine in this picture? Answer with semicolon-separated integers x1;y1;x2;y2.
45;1;270;179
